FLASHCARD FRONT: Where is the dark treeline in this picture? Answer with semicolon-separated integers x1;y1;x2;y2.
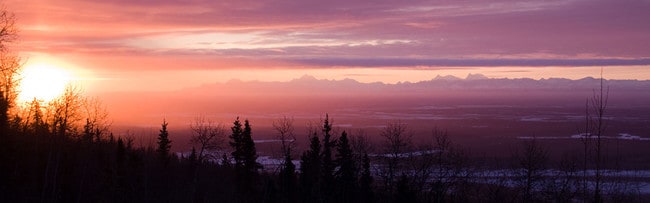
1;103;647;202
0;104;379;202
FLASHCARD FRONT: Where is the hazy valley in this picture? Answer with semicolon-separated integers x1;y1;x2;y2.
101;75;650;167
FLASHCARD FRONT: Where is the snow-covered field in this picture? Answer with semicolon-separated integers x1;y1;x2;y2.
517;133;650;141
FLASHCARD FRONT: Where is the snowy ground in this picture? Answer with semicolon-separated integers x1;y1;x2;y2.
517;133;650;141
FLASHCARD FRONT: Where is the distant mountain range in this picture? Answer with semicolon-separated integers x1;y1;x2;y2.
102;74;650;126
191;74;650;95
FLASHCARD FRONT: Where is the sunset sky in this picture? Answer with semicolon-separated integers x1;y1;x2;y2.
6;0;650;92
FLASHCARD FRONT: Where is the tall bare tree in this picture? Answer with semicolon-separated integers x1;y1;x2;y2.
273;116;298;202
350;129;374;156
47;85;84;137
590;71;609;202
379;120;412;193
189;116;226;163
350;129;374;179
272;115;296;157
40;85;84;201
82;97;111;142
0;51;19;103
0;7;18;134
515;138;549;202
581;98;591;200
0;7;17;49
579;71;610;202
417;128;471;203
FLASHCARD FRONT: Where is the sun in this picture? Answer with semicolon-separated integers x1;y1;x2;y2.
18;63;73;103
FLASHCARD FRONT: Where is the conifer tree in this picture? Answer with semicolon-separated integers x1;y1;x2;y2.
229;118;262;202
320;114;336;197
279;150;297;202
359;153;374;203
241;119;261;172
300;133;322;201
335;131;357;202
229;117;244;168
230;118;261;172
156;119;172;165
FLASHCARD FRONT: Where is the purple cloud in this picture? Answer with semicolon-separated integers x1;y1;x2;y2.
7;0;650;70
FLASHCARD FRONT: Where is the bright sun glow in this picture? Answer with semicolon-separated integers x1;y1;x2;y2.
19;63;72;103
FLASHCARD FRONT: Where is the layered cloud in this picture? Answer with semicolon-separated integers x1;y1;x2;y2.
7;0;650;70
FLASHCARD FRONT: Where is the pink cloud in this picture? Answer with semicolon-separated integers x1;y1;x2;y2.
5;0;650;70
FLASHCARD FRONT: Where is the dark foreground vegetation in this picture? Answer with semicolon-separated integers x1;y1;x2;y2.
1;101;648;202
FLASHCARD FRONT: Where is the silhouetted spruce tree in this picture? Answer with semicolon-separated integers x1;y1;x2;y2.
359;153;374;203
279;149;297;203
300;133;322;201
321;114;336;200
156;119;172;166
229;118;262;202
241;119;262;172
335;131;357;202
230;117;244;169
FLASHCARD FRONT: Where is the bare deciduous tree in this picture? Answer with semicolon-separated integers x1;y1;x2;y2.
273;115;295;156
351;129;374;155
515;138;549;202
41;85;84;201
82;97;111;142
190;116;227;163
47;85;84;137
379;120;413;193
0;7;17;49
305;120;320;140
350;129;374;178
0;9;19;133
580;71;609;202
426;129;471;202
590;73;608;202
0;51;20;108
542;152;580;202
